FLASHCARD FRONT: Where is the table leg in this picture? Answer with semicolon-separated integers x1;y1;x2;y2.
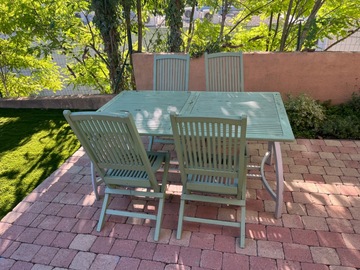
259;141;284;219
265;141;274;165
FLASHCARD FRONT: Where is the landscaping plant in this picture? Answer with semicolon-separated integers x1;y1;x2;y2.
284;92;360;140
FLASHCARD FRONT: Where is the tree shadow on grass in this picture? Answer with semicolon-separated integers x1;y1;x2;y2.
0;109;81;218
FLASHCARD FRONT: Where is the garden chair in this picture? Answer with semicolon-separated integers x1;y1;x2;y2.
170;113;248;248
153;53;190;91
205;52;244;92
148;53;191;150
63;110;170;241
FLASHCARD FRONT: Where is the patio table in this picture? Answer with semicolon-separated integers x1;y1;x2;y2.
98;90;295;218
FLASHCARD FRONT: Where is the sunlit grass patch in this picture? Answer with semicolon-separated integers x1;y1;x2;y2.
0;109;80;219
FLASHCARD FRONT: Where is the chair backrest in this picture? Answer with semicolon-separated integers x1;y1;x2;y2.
170;113;247;194
153;54;190;91
205;52;244;92
63;110;159;191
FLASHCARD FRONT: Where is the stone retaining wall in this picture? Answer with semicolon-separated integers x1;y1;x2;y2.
0;94;115;110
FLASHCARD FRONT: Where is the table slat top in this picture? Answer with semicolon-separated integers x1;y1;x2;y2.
98;91;295;142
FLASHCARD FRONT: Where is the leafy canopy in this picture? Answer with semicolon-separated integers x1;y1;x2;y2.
1;0;360;97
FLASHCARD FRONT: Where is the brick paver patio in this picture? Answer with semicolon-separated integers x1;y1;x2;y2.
0;139;359;270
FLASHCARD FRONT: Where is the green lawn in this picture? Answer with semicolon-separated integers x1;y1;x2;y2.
0;108;80;219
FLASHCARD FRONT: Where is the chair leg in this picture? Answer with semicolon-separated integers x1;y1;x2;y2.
91;162;103;200
148;136;154;151
97;193;110;232
176;196;186;239
154;196;165;241
239;205;246;248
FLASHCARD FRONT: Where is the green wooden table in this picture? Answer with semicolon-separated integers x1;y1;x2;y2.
99;90;295;218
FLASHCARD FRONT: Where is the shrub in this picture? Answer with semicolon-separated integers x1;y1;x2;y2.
320;115;360;139
284;93;326;138
284;92;360;139
319;92;360;140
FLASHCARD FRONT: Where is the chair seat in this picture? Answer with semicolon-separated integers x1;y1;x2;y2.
104;152;168;188
186;174;239;195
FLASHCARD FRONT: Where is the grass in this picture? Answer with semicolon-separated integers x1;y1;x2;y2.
0;108;80;219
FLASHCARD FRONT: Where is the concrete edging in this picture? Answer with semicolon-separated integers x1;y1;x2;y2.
0;94;116;110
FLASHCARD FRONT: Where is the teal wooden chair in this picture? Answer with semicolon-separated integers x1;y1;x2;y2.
170;113;248;248
153;53;190;91
63;110;170;241
205;52;244;92
148;53;190;150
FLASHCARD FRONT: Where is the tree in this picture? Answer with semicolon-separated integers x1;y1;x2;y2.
1;0;360;97
0;0;116;97
0;0;81;97
241;0;360;51
317;0;360;51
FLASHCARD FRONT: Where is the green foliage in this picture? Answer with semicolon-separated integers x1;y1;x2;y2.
0;42;63;97
0;0;112;97
186;20;222;57
285;92;360;139
0;109;80;219
144;28;169;52
284;93;326;138
319;93;360;139
231;23;270;52
1;0;360;95
302;18;320;50
320;115;360;139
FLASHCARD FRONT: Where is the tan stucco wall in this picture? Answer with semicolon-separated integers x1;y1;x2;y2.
133;52;360;104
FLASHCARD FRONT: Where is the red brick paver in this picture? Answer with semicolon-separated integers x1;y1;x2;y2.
0;139;359;269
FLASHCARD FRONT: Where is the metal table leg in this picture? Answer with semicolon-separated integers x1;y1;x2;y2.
259;141;284;219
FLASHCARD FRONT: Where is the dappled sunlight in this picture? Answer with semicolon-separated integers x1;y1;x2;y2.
129;199;146;211
247;226;267;240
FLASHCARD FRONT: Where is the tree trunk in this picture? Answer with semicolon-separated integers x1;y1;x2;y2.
279;0;294;51
91;0;122;93
136;0;143;52
123;2;136;90
298;0;325;50
219;0;229;41
166;0;184;52
185;0;197;52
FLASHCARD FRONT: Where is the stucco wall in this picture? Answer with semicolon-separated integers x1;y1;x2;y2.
133;52;360;104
